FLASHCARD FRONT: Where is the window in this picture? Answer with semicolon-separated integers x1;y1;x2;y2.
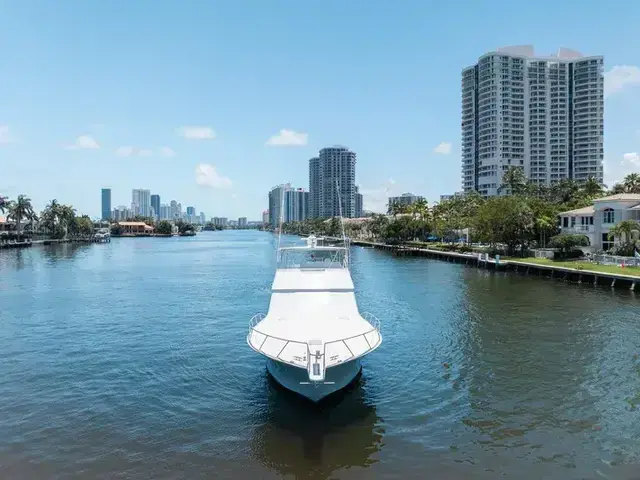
602;208;615;224
602;233;614;251
563;217;569;228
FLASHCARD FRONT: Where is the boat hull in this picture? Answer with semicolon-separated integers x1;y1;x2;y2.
266;358;362;403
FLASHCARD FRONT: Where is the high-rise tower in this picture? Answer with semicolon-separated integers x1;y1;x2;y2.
461;45;604;196
308;146;357;218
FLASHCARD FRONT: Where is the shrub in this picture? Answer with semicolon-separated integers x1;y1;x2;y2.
554;249;583;260
549;234;589;258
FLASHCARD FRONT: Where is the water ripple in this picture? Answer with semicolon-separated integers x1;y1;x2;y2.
1;232;640;479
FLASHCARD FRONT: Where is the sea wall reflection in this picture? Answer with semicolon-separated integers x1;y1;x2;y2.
249;371;384;478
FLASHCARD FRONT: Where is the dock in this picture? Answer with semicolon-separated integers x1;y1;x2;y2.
351;239;638;292
41;235;111;245
0;239;33;249
1;235;111;249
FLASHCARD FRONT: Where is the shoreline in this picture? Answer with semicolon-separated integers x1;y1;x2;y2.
351;239;639;292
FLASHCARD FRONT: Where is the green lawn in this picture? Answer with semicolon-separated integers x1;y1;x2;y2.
507;257;640;277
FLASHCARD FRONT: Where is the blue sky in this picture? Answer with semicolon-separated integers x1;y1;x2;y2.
1;0;640;219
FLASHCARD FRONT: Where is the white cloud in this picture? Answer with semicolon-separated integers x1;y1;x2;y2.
195;163;232;189
606;152;640;187
622;152;640;166
266;129;308;146
115;146;158;157
604;65;640;99
0;125;13;144
158;146;176;157
359;178;401;213
65;135;100;150
177;126;216;140
115;146;135;157
433;142;452;155
0;125;11;143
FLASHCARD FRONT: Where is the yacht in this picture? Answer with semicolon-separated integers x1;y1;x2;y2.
248;221;382;402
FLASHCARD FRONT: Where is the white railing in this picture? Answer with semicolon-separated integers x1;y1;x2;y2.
592;254;640;267
562;225;594;234
249;313;266;330
361;312;381;336
247;311;382;379
534;249;555;259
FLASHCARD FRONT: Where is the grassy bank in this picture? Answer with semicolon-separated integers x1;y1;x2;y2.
507;257;640;277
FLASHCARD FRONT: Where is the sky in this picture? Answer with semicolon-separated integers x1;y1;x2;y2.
1;0;640;220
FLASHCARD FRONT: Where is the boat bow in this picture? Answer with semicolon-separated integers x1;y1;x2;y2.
247;312;381;381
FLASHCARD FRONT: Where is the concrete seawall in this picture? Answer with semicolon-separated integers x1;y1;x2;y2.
352;239;639;292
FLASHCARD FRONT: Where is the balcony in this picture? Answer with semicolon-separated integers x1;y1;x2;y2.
561;225;594;234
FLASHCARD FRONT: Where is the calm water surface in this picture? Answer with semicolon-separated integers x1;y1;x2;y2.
1;231;639;479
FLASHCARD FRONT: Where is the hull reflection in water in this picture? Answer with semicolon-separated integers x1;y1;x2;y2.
266;358;362;402
251;369;384;478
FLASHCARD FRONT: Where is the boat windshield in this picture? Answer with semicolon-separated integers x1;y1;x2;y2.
277;248;347;269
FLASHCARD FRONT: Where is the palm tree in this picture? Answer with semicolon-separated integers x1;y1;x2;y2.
583;176;604;198
40;199;63;237
387;201;408;216
59;204;76;238
7;195;37;240
551;179;581;205
499;166;526;195
609;183;626;194
0;195;8;214
535;215;555;248
608;220;640;245
622;173;640;194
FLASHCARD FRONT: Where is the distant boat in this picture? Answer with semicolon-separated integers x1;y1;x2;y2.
247;181;381;402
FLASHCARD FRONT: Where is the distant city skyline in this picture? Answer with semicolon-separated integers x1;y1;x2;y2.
102;187;258;222
2;3;640;218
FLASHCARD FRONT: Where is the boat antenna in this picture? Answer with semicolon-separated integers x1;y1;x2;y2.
335;178;349;264
276;184;285;261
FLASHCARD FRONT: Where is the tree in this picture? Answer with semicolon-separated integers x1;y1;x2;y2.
40;199;64;237
7;195;37;240
175;220;194;234
328;217;341;236
499;166;527;195
583;176;604;198
473;196;535;256
59;204;76;238
387;201;408;216
608;219;640;242
549;233;590;258
550;179;583;206
534;215;555;248
156;220;173;235
610;183;626;195
368;214;389;239
384;215;420;243
622;173;640;194
608;220;640;256
71;215;94;236
0;195;8;214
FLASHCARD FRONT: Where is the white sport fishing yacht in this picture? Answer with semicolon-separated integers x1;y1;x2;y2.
247;192;381;402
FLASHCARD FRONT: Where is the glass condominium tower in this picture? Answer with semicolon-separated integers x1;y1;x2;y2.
309;146;357;218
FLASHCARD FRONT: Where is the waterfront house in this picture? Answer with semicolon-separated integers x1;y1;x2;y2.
0;216;13;233
118;221;154;235
558;194;640;251
0;216;44;235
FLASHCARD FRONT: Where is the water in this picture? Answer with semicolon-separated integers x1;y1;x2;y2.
1;231;639;479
